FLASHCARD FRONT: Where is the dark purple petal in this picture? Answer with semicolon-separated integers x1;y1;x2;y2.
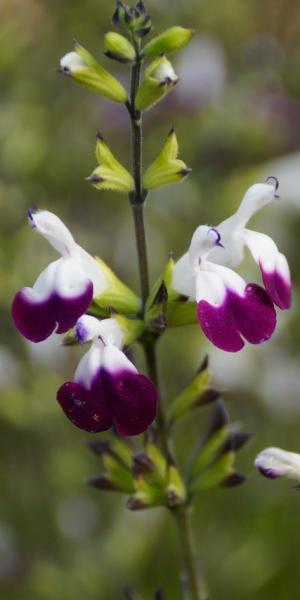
12;281;93;343
57;380;113;433
261;267;291;310
197;284;276;352
257;466;279;479
55;281;93;334
102;370;158;436
229;284;276;345
197;294;244;352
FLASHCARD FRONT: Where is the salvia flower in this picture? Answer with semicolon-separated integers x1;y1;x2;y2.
57;315;158;436
210;178;291;310
173;225;276;352
255;447;300;482
12;209;109;343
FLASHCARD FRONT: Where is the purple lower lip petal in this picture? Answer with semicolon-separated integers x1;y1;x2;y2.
57;380;113;433
12;281;93;343
261;266;291;310
197;283;276;352
101;369;158;436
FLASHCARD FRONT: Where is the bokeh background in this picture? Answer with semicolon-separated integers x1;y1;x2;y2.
1;0;300;598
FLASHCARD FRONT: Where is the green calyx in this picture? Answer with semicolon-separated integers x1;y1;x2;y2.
60;41;128;103
143;26;194;58
104;32;136;63
87;134;134;194
136;55;178;111
144;127;191;190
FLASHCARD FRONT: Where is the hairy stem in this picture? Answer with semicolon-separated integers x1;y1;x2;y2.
128;45;206;600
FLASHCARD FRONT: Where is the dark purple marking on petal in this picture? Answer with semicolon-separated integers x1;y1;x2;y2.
197;295;244;352
55;281;93;334
229;284;276;345
57;380;113;433
12;281;93;343
257;466;279;479
102;370;158;436
261;266;291;310
197;283;276;352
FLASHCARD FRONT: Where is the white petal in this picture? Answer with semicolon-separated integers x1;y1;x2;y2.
26;259;60;301
76;315;124;348
242;229;280;272
154;61;177;82
255;447;300;481
188;225;222;266
60;51;86;73
54;257;91;298
29;210;76;257
196;261;245;304
101;345;137;375
172;252;195;299
74;344;103;389
234;181;278;227
77;246;109;296
195;269;226;305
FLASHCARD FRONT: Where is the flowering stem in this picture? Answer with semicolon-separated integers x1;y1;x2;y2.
128;45;206;600
174;507;208;600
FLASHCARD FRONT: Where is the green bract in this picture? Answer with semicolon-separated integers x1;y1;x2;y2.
143;27;194;58
136;56;178;111
87;134;134;193
60;42;128;103
144;128;191;189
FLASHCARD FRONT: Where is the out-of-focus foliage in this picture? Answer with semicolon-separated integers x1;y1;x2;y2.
1;0;300;599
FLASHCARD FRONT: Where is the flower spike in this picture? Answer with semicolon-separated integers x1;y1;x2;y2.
11;210;112;342
57;316;158;436
173;225;276;352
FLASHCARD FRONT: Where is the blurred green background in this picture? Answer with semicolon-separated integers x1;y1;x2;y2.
1;0;300;598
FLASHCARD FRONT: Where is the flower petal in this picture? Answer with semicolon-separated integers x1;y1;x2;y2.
101;345;158;436
172;252;195;298
57;380;113;433
12;259;93;342
243;229;291;309
28;209;76;257
196;266;276;352
255;447;300;481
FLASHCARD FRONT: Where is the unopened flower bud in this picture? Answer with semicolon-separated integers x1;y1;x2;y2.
136;56;178;111
59;42;128;103
143;27;194;58
104;32;136;63
255;447;300;482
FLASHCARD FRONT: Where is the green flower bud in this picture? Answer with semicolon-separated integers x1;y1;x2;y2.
144;128;191;189
87;133;134;193
165;462;186;507
136;56;178;111
143;27;194;58
169;357;221;424
104;32;136;63
112;1;152;38
59;41;127;103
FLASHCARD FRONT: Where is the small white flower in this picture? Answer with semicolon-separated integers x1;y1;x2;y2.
255;447;300;482
60;51;86;73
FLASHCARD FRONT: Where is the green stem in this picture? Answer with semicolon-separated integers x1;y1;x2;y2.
128;45;206;600
174;507;208;600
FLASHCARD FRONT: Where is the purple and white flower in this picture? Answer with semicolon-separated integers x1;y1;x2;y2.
173;225;276;352
57;315;158;436
255;447;300;482
210;178;291;310
12;209;109;343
